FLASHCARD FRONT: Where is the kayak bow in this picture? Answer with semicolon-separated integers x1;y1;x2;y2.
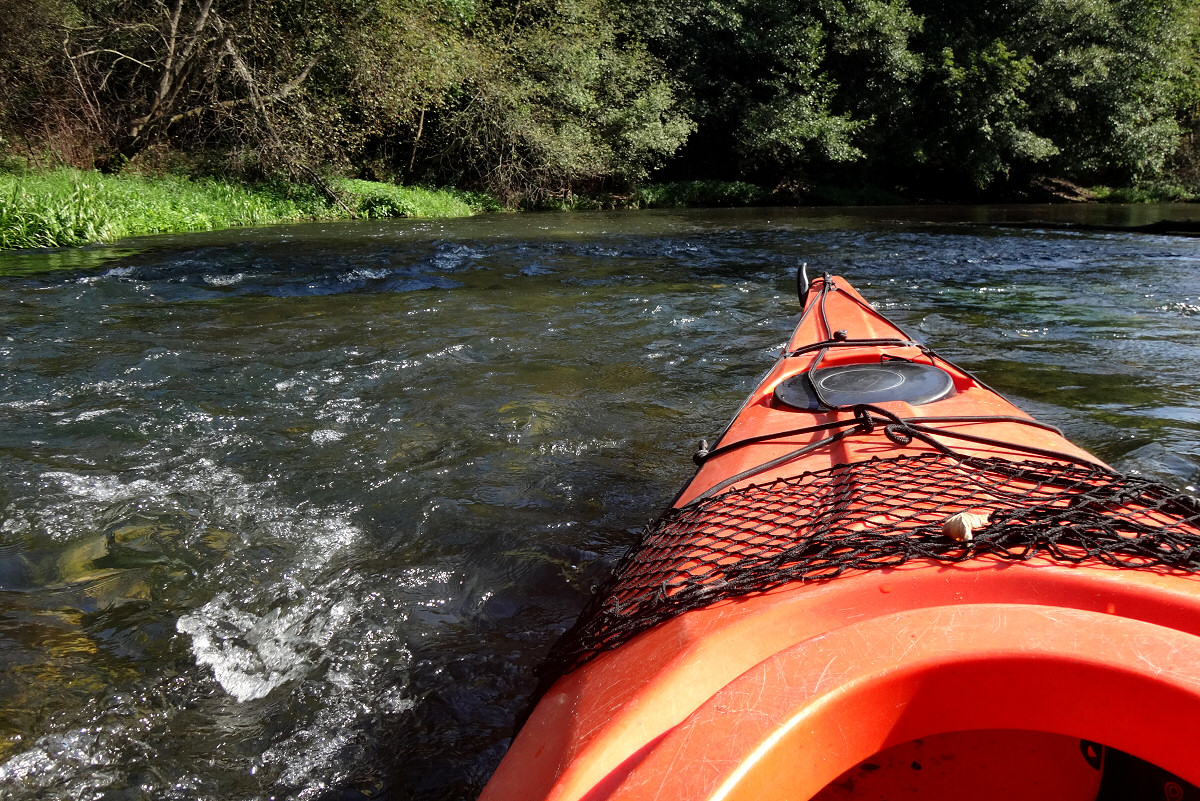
481;273;1200;801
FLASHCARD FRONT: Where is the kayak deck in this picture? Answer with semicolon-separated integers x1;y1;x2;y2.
682;273;1100;506
480;274;1200;801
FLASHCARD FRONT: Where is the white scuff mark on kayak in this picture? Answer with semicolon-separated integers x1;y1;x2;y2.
707;704;811;801
813;655;836;691
1132;648;1167;676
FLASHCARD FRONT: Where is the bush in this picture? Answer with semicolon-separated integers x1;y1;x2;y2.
1092;183;1199;203
632;181;765;208
336;179;500;218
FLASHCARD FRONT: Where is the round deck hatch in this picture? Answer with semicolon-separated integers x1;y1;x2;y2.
774;362;956;410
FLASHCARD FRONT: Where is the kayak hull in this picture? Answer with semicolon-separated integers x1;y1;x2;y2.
480;275;1200;800
487;559;1200;800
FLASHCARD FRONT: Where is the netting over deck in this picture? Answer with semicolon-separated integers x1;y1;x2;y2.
539;452;1200;682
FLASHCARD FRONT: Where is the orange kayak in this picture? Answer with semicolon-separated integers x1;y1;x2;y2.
480;273;1200;801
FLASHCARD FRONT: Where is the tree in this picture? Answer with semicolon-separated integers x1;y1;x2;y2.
0;0;91;164
901;0;1200;189
634;0;923;185
55;0;388;174
4;0;1197;198
643;0;1200;193
908;40;1058;189
417;0;693;202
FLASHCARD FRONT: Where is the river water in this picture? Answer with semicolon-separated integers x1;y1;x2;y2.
0;207;1198;800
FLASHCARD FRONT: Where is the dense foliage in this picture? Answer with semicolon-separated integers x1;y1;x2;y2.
2;0;1198;201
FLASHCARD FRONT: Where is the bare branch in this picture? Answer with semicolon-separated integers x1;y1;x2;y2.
157;0;184;101
139;0;215;134
60;22;160;33
68;48;154;69
62;37;102;127
174;0;215;72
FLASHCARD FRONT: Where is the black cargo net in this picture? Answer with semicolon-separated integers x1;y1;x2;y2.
539;450;1200;682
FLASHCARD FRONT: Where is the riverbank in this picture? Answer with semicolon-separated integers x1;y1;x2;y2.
0;168;502;251
2;167;1197;254
0;169;788;252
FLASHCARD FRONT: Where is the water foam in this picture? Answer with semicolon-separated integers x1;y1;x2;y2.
203;272;246;286
177;592;354;702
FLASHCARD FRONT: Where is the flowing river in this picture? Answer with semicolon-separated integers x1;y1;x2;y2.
1;207;1199;800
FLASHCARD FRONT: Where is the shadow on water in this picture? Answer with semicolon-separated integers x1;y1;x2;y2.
0;207;1197;800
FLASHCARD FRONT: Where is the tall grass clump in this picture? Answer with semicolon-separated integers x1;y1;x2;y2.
1092;182;1199;203
0;178;112;249
0;168;328;249
336;179;502;218
0;169;501;251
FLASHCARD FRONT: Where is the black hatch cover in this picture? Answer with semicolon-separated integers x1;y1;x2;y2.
774;362;956;411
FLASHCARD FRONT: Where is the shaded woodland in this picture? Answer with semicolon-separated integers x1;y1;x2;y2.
2;0;1199;203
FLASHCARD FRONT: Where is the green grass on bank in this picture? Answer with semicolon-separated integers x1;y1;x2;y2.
0;169;766;250
5;167;1196;253
1091;182;1200;203
0;168;500;251
336;178;502;219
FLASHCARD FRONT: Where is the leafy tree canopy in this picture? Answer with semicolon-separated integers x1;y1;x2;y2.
1;0;1197;200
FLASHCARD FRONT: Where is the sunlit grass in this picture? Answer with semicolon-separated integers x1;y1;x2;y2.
0;168;501;251
1092;182;1199;203
335;178;502;218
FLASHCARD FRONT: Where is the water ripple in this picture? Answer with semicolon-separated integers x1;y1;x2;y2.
0;209;1198;799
